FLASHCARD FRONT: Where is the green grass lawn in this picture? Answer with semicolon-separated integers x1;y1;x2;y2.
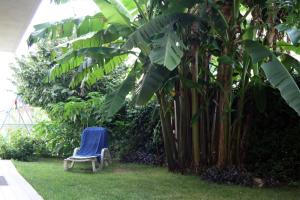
14;159;299;200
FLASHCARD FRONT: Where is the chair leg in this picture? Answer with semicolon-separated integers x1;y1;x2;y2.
64;160;75;171
101;148;112;167
92;160;97;173
98;159;104;170
64;160;71;171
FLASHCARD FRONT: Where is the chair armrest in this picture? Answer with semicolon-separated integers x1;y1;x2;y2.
73;147;80;156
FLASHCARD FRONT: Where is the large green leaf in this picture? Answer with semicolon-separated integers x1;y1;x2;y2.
84;54;129;86
56;47;126;63
103;67;137;118
57;24;131;51
276;24;300;45
281;54;300;74
286;28;300;45
76;14;107;36
93;0;132;26
262;57;300;115
124;13;202;50
59;53;128;88
28;13;106;46
149;28;185;71
71;70;91;88
50;47;127;80
50;55;85;80
244;40;272;64
69;59;98;88
120;0;137;11
135;64;171;105
57;32;101;51
245;40;300;115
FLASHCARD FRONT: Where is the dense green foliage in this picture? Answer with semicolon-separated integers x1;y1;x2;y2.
12;45;164;161
245;85;300;183
103;102;164;163
14;159;300;200
11;46;75;107
12;45;129;108
0;129;44;161
30;100;163;161
31;120;80;156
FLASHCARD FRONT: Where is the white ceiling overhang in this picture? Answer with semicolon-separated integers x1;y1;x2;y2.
0;0;41;52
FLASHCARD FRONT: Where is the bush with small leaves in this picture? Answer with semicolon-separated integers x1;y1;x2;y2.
201;167;253;186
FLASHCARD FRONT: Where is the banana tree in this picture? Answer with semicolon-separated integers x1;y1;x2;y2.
28;0;300;172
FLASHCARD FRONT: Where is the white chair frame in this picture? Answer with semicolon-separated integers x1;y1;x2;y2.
64;148;112;172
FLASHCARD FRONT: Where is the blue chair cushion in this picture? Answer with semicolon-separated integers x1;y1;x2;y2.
76;127;109;158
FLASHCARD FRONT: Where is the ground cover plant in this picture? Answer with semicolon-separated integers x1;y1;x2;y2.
13;159;300;200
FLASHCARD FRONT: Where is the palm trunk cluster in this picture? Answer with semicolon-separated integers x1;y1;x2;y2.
158;1;253;173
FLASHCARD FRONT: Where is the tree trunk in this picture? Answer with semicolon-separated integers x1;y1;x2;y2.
156;91;178;171
176;76;185;172
191;45;200;172
232;56;251;165
216;1;234;169
216;60;232;168
200;53;210;166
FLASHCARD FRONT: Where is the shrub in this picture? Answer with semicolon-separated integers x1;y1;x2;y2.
120;151;164;166
0;135;10;158
244;86;300;183
104;102;165;165
0;129;41;161
32;120;81;157
30;100;164;163
201;166;253;186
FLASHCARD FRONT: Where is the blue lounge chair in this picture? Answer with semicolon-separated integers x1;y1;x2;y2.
64;127;112;172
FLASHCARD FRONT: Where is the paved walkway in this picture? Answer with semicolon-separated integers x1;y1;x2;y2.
0;160;43;200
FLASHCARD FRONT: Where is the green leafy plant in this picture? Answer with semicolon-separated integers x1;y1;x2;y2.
0;129;42;161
